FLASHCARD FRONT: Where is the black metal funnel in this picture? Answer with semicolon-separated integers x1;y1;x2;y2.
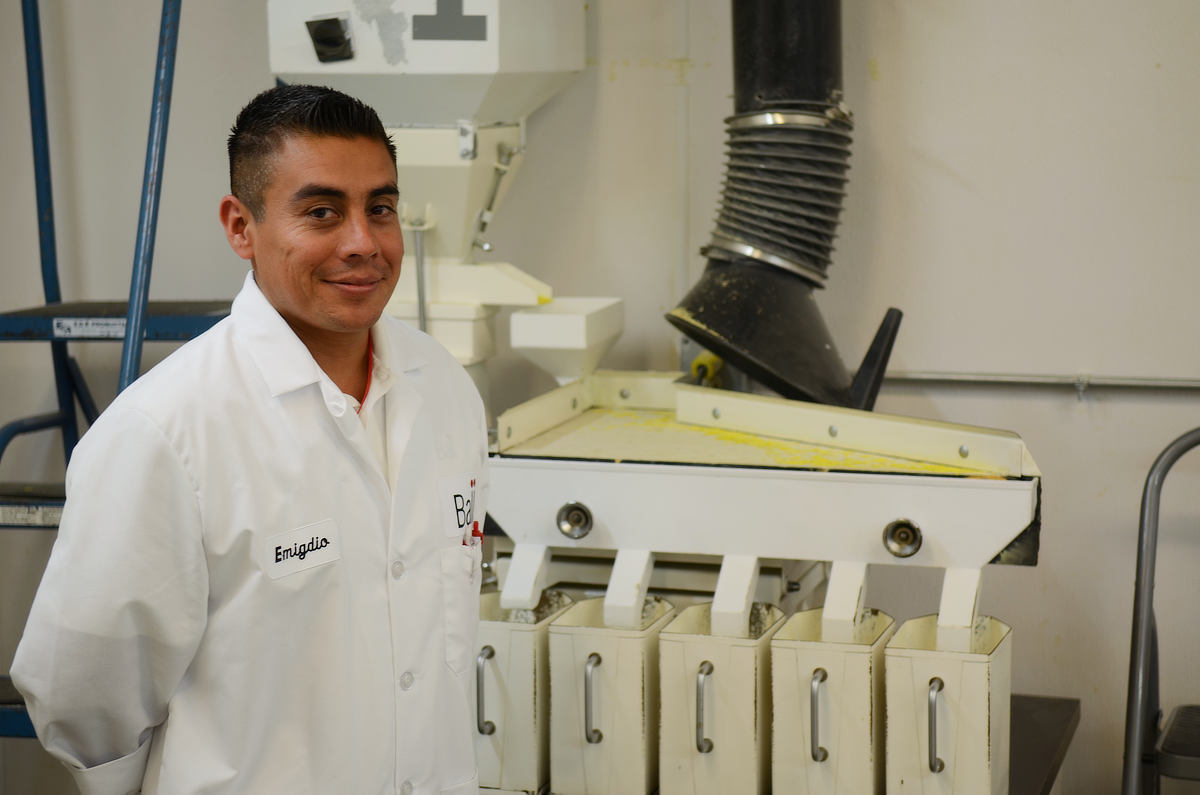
668;261;848;404
667;262;901;408
668;0;902;409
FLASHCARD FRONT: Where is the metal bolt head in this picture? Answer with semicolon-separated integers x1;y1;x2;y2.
958;445;969;458
828;425;838;438
619;388;631;399
883;519;922;558
556;501;593;539
712;408;721;419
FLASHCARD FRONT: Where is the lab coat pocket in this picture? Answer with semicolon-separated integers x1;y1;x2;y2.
439;544;482;676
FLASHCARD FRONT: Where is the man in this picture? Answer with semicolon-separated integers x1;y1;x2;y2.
12;85;488;794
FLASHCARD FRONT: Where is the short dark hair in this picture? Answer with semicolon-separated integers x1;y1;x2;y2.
227;84;396;220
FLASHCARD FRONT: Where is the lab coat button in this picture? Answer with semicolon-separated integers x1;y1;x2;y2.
399;780;413;795
390;560;405;579
329;400;347;417
399;671;414;690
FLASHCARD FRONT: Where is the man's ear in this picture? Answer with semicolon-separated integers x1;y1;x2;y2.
219;195;255;261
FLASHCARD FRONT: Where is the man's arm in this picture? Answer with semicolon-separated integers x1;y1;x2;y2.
12;405;209;795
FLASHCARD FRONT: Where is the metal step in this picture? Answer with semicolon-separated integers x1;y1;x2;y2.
0;482;64;529
0;676;34;738
0;300;229;342
1159;704;1200;780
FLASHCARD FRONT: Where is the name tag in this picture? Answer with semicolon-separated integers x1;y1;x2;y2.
438;472;479;540
265;519;342;580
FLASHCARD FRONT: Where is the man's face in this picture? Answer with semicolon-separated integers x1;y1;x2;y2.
222;134;403;345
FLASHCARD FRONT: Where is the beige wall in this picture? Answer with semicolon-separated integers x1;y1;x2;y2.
3;1;1199;792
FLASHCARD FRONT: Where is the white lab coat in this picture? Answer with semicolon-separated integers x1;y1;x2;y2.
12;273;489;795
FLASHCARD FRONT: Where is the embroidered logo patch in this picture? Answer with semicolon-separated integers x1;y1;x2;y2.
264;519;342;580
438;473;478;539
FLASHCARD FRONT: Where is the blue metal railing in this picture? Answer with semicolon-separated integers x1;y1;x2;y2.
20;0;78;460
3;0;182;470
21;0;59;306
118;0;182;393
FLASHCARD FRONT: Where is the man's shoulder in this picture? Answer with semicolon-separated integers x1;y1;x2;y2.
100;318;245;427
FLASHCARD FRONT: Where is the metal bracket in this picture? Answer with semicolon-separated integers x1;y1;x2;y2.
603;549;654;629
457;119;477;160
781;559;828;613
711;554;759;638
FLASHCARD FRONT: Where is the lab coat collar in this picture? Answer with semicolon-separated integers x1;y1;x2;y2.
369;305;429;376
230;272;428;399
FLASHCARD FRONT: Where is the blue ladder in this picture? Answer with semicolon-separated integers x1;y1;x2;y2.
0;0;228;530
1;0;228;737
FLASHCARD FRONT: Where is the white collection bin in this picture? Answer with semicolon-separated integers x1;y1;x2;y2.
885;614;1012;794
658;602;784;795
477;590;574;795
548;596;676;795
770;608;896;794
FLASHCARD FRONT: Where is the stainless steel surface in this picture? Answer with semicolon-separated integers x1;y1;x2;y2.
696;661;714;754
556;501;593;540
476;645;495;736
810;667;829;762
413;226;428;333
728;111;847;131
704;233;828;284
584;653;603;744
883;519;923;559
929;677;946;773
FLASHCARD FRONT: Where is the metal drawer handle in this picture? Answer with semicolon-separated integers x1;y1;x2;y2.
696;661;715;753
476;646;495;735
811;668;829;762
928;677;945;773
584;653;603;744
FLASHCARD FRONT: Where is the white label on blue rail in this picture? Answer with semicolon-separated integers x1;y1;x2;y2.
52;318;126;339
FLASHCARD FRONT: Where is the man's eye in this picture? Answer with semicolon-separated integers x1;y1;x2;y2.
309;207;336;220
370;204;396;217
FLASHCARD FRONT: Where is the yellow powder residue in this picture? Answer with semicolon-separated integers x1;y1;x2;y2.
506;409;993;478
